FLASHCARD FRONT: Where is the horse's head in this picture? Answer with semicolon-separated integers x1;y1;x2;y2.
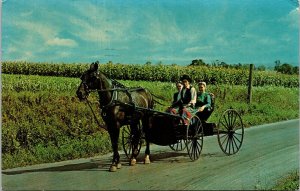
76;61;100;101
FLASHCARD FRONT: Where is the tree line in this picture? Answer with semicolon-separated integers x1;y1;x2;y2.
188;59;299;75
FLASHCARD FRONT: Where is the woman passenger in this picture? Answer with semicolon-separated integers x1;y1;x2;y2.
195;81;212;121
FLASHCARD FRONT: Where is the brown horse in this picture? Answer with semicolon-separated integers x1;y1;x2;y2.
76;61;154;172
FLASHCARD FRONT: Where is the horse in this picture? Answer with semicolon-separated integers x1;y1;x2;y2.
76;61;154;172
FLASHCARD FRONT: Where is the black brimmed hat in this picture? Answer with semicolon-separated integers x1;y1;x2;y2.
180;74;192;83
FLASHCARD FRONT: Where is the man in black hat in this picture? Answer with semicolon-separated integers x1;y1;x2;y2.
180;74;197;108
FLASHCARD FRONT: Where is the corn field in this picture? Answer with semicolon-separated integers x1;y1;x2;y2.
2;61;298;87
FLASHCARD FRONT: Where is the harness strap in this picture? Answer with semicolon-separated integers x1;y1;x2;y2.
94;87;145;92
86;99;107;130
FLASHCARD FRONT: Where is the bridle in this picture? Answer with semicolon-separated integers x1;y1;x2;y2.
82;82;91;96
78;80;107;130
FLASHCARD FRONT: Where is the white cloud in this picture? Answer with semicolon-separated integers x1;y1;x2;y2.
68;2;133;44
68;16;109;43
14;20;56;40
279;7;299;28
46;37;77;47
7;46;17;54
14;51;34;61
20;10;33;17
184;46;213;53
58;51;72;58
288;7;299;28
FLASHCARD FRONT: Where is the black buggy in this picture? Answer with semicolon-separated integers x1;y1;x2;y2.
121;94;245;161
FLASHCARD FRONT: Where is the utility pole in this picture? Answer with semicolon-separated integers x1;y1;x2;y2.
247;64;254;104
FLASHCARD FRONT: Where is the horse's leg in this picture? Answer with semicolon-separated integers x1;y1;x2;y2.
144;139;151;164
107;123;122;172
142;118;151;164
129;122;140;166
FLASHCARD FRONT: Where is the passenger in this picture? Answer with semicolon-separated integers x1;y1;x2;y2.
180;74;197;109
195;81;212;121
168;75;197;124
166;81;182;114
171;81;183;108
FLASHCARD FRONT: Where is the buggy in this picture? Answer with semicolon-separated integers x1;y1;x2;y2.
121;94;244;161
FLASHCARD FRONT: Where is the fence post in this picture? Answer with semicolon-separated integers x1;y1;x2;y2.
247;64;254;104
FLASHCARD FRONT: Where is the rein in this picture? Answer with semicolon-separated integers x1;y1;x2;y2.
85;98;107;130
90;87;165;107
89;87;145;93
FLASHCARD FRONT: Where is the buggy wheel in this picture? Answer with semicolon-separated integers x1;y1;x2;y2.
217;109;244;155
121;122;143;159
186;115;204;161
169;139;186;151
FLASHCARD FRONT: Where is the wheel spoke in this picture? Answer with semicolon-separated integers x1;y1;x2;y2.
232;135;239;152
233;133;243;144
231;137;236;154
220;121;229;131
228;110;232;127
223;114;230;128
219;133;227;139
195;141;201;159
196;141;202;154
229;138;233;154
233;136;242;147
221;134;229;146
231;112;237;127
233;123;241;131
192;141;196;155
228;138;232;154
234;132;243;136
224;136;230;152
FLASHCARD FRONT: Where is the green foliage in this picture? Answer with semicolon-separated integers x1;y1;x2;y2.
189;59;208;67
272;171;299;190
2;61;299;87
274;60;299;75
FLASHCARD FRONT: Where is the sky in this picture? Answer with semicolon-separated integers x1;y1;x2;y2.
2;0;299;67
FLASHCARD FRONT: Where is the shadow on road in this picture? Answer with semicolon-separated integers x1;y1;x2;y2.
2;151;190;175
2;158;112;175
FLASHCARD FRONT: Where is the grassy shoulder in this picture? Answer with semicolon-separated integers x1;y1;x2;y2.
271;171;299;190
2;74;299;169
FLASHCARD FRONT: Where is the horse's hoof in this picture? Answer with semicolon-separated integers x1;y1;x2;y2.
144;156;151;164
130;158;137;166
116;162;122;169
109;165;117;172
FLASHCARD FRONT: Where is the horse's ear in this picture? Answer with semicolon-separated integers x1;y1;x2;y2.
90;61;99;72
94;61;99;70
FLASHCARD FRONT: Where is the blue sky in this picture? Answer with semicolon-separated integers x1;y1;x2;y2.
2;0;299;67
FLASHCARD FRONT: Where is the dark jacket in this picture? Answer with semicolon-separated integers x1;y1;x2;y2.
181;87;192;105
171;92;181;107
172;92;180;104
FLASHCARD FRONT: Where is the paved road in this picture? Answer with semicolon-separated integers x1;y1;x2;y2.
2;119;299;190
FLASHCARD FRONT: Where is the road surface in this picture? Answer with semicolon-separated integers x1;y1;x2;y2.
2;119;299;190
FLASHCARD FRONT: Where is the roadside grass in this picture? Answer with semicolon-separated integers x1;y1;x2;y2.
2;74;299;169
271;171;299;190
